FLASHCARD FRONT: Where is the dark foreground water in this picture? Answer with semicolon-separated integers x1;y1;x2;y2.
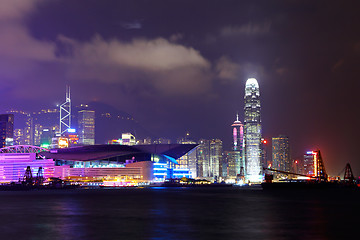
0;187;359;240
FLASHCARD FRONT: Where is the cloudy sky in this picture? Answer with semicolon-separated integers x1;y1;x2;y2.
1;0;360;176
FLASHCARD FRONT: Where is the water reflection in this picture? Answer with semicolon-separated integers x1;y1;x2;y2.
0;188;358;240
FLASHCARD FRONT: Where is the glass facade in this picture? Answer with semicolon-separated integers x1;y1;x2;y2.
0;114;14;148
78;110;95;145
243;78;262;182
272;135;290;176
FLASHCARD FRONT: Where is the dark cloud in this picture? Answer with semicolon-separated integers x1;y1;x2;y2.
220;22;272;37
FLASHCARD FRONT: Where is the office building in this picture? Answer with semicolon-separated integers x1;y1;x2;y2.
272;135;291;177
243;78;262;182
78;109;95;145
0;114;14;148
223;151;240;178
209;139;222;180
177;136;197;178
304;151;316;176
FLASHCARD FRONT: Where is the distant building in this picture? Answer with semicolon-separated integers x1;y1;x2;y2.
231;114;244;175
209;139;222;180
261;138;270;168
14;128;24;145
272;135;291;176
78;109;95;145
121;133;136;146
223;151;240;178
34;124;43;146
137;137;152;145
304;151;316;176
40;127;58;148
177;136;197;178
243;78;262;182
0;114;14;148
6;111;33;145
292;159;303;175
153;138;171;144
196;139;210;178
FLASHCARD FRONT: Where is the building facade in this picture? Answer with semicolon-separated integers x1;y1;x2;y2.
177;138;197;178
303;151;316;176
223;151;240;178
231;114;244;176
196;139;210;178
243;78;262;182
209;139;222;180
78;110;95;145
0;114;14;148
272;135;291;176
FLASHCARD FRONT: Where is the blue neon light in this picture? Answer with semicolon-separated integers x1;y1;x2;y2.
154;163;167;166
67;128;76;133
163;155;178;164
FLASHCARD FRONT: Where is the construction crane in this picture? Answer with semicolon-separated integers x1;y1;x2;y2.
22;166;33;185
263;150;328;182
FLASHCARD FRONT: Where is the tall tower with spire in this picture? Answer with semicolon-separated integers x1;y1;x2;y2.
231;114;244;175
59;86;71;135
231;114;243;151
243;78;262;182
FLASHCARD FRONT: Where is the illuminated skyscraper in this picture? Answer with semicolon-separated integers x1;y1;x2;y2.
303;151;316;176
78;109;95;145
60;86;71;135
177;134;197;178
243;78;262;182
196;139;210;178
196;139;222;180
272;135;290;176
209;139;222;180
231;114;244;175
0;114;14;148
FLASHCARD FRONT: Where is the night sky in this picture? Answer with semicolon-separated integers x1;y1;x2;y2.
1;0;360;176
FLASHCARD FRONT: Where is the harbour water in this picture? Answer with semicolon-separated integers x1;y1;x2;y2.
0;187;358;240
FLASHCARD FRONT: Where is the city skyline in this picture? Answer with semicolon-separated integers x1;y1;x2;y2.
1;0;360;176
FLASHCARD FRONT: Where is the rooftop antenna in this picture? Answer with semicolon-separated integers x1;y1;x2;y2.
59;85;71;135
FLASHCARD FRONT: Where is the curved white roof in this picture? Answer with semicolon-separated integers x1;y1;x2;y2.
246;78;259;88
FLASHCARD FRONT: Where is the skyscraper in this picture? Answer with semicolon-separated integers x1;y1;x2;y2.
177;133;197;178
196;139;210;178
0;114;14;148
78;109;95;145
209;139;222;180
243;78;262;182
196;139;222;180
272;135;291;176
231;114;244;175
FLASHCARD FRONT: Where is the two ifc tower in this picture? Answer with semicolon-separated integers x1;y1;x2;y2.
232;78;263;183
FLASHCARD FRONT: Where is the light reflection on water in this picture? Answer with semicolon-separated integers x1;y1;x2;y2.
0;188;358;240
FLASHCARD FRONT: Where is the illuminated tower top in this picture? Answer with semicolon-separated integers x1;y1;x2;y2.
244;78;261;124
245;78;259;95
